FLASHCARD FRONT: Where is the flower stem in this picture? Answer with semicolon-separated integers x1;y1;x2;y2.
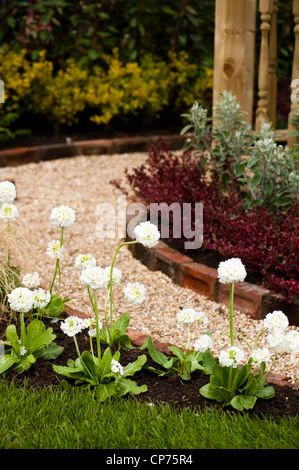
7;221;10;267
229;282;234;346
93;289;101;361
50;227;64;295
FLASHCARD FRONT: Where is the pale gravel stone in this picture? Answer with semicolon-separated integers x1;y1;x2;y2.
0;152;298;384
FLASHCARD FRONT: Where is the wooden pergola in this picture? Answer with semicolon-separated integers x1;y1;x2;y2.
213;0;299;148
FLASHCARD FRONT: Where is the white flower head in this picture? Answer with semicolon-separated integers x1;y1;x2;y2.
80;266;107;290
20;346;27;356
219;346;245;368
134;221;160;248
123;282;146;305
50;205;75;228
60;316;87;337
283;330;299;355
111;358;124;375
251;347;271;365
0;203;18;221
177;308;196;325
193;310;208;324
46;240;63;259
0;181;16;204
75;254;96;270
193;334;213;353
104;266;122;284
266;332;286;351
33;288;51;309
7;287;34;313
22;272;40;289
263;310;289;334
217;258;247;284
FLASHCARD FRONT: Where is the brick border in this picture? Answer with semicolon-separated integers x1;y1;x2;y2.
65;307;298;390
0;134;185;167
126;237;299;327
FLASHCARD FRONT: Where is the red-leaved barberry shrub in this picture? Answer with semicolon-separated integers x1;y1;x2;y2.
124;140;299;301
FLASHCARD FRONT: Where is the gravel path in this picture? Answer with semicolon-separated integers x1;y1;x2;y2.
0;152;298;384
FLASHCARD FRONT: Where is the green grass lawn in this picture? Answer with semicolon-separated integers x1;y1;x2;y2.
0;381;298;450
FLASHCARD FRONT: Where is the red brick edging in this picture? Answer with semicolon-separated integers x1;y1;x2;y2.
0;134;185;167
65;307;298;390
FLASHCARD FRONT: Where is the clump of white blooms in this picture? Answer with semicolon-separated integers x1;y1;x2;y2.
123;282;146;305
104;266;122;284
22;272;40;289
32;288;51;309
46;240;63;259
80;266;107;290
263;310;289;334
217;258;247;284
134;221;160;248
251;347;271;366
50;205;75;228
284;330;299;354
111;358;124;375
75;254;96;270
219;346;245;368
7;287;34;313
60;315;92;337
177;308;196;325
267;332;286;352
0;203;18;221
0;181;16;204
193;334;213;353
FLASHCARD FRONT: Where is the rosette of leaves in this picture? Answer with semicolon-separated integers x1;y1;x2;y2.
0;314;63;375
199;360;275;411
141;335;216;380
98;312;132;348
44;293;71;318
53;347;147;403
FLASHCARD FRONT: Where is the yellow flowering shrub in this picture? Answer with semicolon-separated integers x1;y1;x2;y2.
0;45;213;134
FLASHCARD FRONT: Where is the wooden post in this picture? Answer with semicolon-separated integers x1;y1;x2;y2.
288;0;299;149
255;0;274;131
269;0;278;128
213;0;257;125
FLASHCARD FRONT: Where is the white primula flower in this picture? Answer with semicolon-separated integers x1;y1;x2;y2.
60;316;87;337
134;221;160;248
263;310;289;334
251;347;271;365
7;287;34;313
22;272;40;289
32;288;51;309
219;346;245;368
0;181;16;204
266;332;286;351
177;308;196;325
75;254;96;270
46;240;63;259
123;282;146;305
104;266;122;284
193;310;208;324
20;346;27;356
88;328;97;337
193;334;213;353
0;203;18;221
80;266;107;290
111;359;124;375
217;258;247;284
284;330;299;355
50;205;75;228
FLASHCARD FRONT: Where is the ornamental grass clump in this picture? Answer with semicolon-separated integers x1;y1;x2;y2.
198;258;299;411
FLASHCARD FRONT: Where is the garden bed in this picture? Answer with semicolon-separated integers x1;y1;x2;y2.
1;310;298;422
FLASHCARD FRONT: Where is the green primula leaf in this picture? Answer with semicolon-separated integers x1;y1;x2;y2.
147;335;174;369
35;343;64;360
95;382;117;403
5;324;21;358
0;355;19;375
230;394;257;411
122;354;147;378
116;378;147;397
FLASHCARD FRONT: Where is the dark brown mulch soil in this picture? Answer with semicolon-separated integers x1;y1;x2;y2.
1;314;298;421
